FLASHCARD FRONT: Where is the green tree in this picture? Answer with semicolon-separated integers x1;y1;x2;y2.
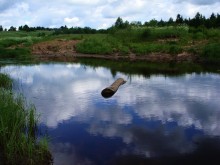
147;19;158;27
158;19;165;26
114;17;129;29
189;12;206;28
210;13;217;27
176;14;183;24
8;26;16;31
130;21;142;27
0;25;3;31
168;17;174;26
23;24;30;31
195;12;205;27
115;17;124;28
216;13;220;27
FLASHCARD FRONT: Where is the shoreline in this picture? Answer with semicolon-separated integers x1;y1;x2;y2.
33;52;197;63
32;40;197;63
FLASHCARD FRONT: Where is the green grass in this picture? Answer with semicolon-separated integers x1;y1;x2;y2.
0;74;52;165
200;43;220;64
74;26;198;57
0;73;12;89
76;38;113;54
0;26;219;64
0;47;32;61
73;26;219;65
0;31;52;39
0;31;53;62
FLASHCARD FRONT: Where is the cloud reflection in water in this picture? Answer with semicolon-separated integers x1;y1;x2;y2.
1;63;220;164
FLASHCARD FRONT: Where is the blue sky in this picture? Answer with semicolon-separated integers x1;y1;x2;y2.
0;0;220;29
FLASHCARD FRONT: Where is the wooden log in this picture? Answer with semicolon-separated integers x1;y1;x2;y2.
101;78;126;98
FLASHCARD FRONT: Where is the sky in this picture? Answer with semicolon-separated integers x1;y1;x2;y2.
0;0;220;29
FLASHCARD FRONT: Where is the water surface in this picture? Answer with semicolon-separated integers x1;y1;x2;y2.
1;63;220;165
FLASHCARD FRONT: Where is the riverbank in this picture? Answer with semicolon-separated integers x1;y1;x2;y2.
0;73;52;165
32;39;198;63
30;26;219;64
0;26;219;64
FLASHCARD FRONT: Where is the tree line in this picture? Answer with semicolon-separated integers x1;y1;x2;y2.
113;12;220;29
0;12;219;34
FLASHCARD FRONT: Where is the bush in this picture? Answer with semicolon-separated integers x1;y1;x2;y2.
151;27;182;39
76;38;113;54
118;45;130;55
168;45;183;55
141;29;151;40
0;48;32;61
187;47;199;55
130;43;165;55
130;43;151;55
0;73;12;89
201;43;220;59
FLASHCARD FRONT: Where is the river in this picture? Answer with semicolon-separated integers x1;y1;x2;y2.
1;62;220;165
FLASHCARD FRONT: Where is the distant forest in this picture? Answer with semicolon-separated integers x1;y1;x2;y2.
0;12;219;34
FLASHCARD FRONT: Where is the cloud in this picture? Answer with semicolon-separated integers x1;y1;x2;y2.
2;64;220;135
50;142;95;165
2;64;116;128
0;0;220;29
175;0;220;5
0;0;20;11
64;0;104;6
2;63;220;162
88;123;193;157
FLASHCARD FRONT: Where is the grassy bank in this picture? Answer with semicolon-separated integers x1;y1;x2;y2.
0;31;52;62
0;73;52;165
0;26;219;64
75;26;220;63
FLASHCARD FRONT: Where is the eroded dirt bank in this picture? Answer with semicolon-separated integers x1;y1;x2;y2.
32;40;197;62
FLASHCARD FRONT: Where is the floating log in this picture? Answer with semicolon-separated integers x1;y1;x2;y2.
101;78;126;98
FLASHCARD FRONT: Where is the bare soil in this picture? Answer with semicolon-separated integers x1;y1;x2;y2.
32;40;197;62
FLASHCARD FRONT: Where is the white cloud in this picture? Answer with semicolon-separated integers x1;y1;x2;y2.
175;0;220;5
64;17;79;24
0;0;219;29
2;64;220;136
50;142;94;165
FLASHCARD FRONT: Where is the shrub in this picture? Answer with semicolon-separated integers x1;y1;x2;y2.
141;29;151;40
76;38;113;54
0;74;12;89
130;43;166;55
0;48;32;61
118;45;130;55
201;43;220;59
187;47;199;55
168;45;183;55
130;43;151;55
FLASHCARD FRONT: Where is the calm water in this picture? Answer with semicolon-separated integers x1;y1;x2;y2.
1;63;220;165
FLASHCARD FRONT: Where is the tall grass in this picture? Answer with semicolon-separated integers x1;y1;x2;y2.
0;73;12;89
1;26;219;63
0;74;52;165
76;38;113;54
0;31;52;62
201;43;220;64
75;26;189;56
0;47;32;61
74;26;220;65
